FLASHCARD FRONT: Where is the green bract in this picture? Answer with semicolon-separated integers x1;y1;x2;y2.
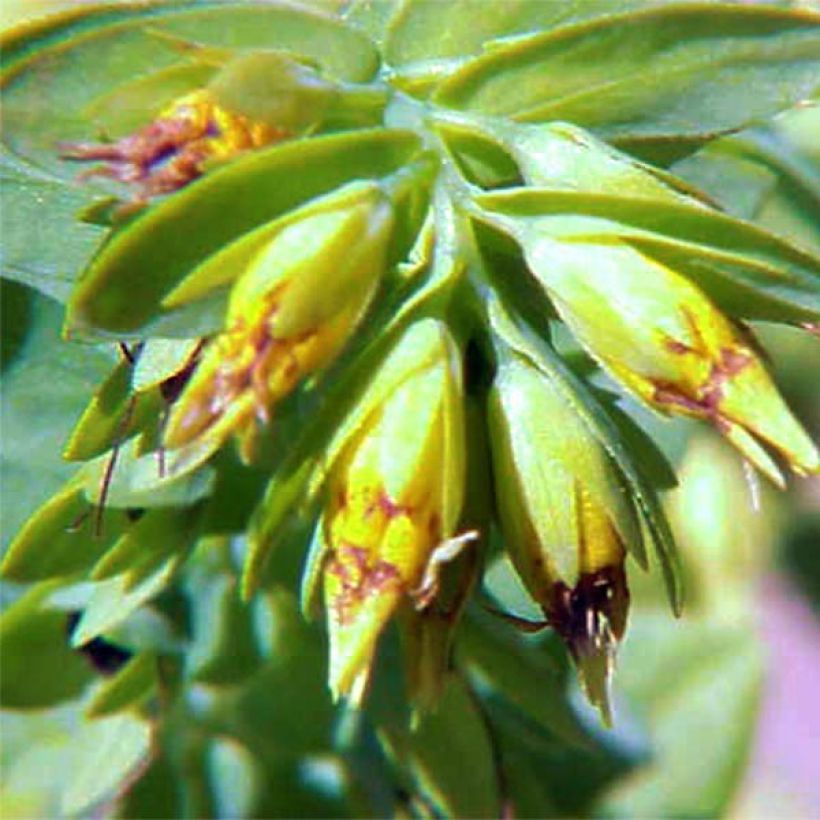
2;1;819;817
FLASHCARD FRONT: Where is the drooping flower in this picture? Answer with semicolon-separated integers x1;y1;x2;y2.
522;238;819;486
163;182;395;463
488;352;640;724
317;320;470;704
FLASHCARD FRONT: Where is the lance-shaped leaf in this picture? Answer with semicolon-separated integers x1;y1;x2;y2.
0;167;107;303
672;104;820;254
66;129;420;335
383;0;661;95
63;357;163;462
444;117;709;204
1;1;379;177
0;477;128;583
0;581;95;708
434;5;820;153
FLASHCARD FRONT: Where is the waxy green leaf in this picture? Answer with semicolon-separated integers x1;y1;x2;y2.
434;5;820;150
384;0;658;95
0;582;94;707
0;168;107;302
379;676;501;818
63;358;163;461
1;478;128;583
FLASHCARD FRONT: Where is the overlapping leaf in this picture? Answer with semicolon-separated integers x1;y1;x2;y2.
434;5;820;154
66;129;421;335
475;187;820;324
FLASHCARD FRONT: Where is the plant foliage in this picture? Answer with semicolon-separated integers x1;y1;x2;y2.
1;1;818;816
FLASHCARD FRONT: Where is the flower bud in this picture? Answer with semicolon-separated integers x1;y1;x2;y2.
488;354;640;724
164;182;394;463
317;320;469;703
61;88;283;197
523;238;819;486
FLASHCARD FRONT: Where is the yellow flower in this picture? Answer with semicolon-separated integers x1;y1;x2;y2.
318;320;469;703
164;183;394;463
524;238;819;486
488;353;638;724
62;88;283;196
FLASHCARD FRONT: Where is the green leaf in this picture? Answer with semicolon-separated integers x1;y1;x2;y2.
379;675;501;818
185;568;265;685
476;187;820;324
597;397;679;491
457;607;587;747
673;104;820;256
85;651;158;718
63;358;163;461
132;337;203;393
70;557;182;646
599;614;762;818
60;712;152;816
0;477;127;583
90;506;200;584
0;286;117;554
0;699;150;819
0;167;106;303
78;438;216;509
0;582;94;708
66;129;421;336
1;2;380;176
384;0;658;93
433;5;820;147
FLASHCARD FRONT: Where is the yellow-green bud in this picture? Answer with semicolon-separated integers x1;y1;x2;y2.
523;237;819;486
488;353;639;724
316;320;469;704
164;182;394;463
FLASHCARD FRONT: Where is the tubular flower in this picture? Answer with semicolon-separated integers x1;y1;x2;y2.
524;238;819;486
61;88;284;196
319;320;469;704
488;353;641;724
164;183;395;463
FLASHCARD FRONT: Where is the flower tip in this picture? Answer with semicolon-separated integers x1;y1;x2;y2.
573;643;615;728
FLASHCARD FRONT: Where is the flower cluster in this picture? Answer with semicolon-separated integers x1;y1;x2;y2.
11;41;818;730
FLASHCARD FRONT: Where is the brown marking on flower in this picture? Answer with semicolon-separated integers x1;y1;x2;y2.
545;564;629;659
664;338;693;355
329;543;402;626
653;345;752;426
427;512;441;540
60;90;286;198
377;490;412;520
